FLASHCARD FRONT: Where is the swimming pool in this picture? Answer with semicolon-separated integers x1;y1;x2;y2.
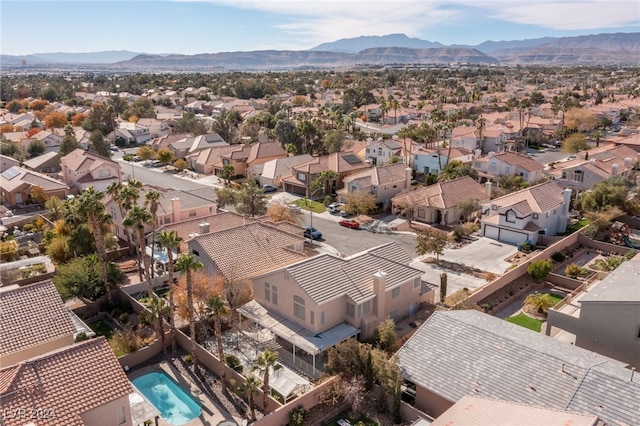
131;371;201;425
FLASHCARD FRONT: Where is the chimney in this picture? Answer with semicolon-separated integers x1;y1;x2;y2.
624;157;632;170
171;197;181;216
405;167;412;187
199;222;210;234
485;181;492;199
374;271;387;323
562;188;572;215
474;149;481;158
611;163;619;176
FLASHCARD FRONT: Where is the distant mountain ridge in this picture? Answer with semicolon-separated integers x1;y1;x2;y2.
2;32;638;69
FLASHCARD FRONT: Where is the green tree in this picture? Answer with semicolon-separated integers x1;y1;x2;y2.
220;164;235;186
77;187;114;303
59;125;80;156
145;190;161;278
155;148;174;167
173;158;189;171
212;110;241;144
215;181;267;217
136;146;155;163
527;259;553;281
576;176;629;212
416;228;450;261
241;376;261;421
311;169;338;197
205;296;229;392
45;196;64;220
83;103;115;135
146;295;168;355
322;130;344;154
251;349;282;411
437;160;478;182
174;112;207;135
175;253;204;373
376;317;397;354
89;130;111;158
156;230;183;352
53;254;124;300
562;133;590;153
27;140;46;158
456;198;480;222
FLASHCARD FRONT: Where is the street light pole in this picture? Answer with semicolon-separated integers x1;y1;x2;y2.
308;187;324;242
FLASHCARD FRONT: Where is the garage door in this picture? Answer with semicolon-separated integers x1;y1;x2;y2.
483;224;499;240
499;229;528;245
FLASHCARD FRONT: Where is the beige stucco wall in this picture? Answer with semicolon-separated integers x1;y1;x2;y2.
414;385;453;418
80;395;132;426
1;335;74;368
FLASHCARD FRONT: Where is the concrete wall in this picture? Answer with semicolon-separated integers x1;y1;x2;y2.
546;273;583;291
414;385;453;419
80;395;132;426
0;334;74;367
253;377;340;426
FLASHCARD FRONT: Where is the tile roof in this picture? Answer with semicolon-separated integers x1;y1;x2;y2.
0;280;75;356
397;310;640;426
61;148;118;172
192;221;307;279
292;152;370;174
247;142;287;164
488;181;566;213
260;155;313;180
344;163;410;186
0;166;69;193
21;151;60;170
286;242;420;304
0;337;133;426
159;211;251;252
492;152;544;172
579;260;640;303
392;176;487;209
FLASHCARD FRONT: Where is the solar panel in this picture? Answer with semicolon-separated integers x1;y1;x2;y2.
1;167;21;181
343;154;363;165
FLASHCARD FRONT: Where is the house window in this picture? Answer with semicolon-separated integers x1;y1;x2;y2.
362;300;371;315
98;169;110;178
572;170;583;182
506;210;516;223
489;163;498;172
378;148;383;156
504;166;511;174
492;205;498;211
272;286;278;305
346;303;355;318
533;213;539;219
117;407;126;425
413;277;421;290
417;208;426;218
189;211;196;218
293;295;305;320
192;250;199;257
561;171;567;179
423;167;430;174
264;282;271;302
310;311;314;325
392;287;400;298
321;311;325;325
297;172;306;181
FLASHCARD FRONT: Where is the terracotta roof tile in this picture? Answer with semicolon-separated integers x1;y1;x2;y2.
0;338;133;426
0;280;75;356
489;181;565;213
392;176;487;209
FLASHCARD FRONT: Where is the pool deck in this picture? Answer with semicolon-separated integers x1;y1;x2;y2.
128;358;242;426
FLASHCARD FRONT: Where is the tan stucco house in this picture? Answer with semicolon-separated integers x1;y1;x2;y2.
61;148;121;192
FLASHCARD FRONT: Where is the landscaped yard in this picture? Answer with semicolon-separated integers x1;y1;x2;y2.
292;198;326;213
565;218;590;235
88;318;114;339
506;312;544;332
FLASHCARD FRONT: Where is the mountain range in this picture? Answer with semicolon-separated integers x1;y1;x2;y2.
2;32;638;70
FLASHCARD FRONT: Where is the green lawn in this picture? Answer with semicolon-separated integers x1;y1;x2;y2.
292;198;326;213
565;218;590;234
547;293;564;305
506;313;543;332
88;319;114;340
326;412;379;426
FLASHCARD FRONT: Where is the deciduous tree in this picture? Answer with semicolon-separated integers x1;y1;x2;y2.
136;145;155;163
416;227;450;261
343;190;376;216
155;148;174;167
44;111;68;129
267;201;300;225
561;133;590;153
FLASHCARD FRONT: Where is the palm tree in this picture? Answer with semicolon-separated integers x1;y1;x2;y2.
107;179;142;258
175;253;203;373
251;349;282;411
205;296;229;392
156;230;182;352
123;205;153;297
311;169;338;198
77;187;114;304
240;376;261;421
523;293;556;315
144;190;161;278
147;295;168;355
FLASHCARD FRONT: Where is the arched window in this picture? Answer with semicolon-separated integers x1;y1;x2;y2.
506;210;516;223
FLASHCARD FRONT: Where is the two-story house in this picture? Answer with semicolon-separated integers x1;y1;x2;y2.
549;144;638;195
473;151;544;184
363;138;403;166
255;154;313;189
337;163;412;210
413;147;473;176
242;242;429;374
480;181;571;245
211;142;288;178
283;152;371;197
0;166;69;207
169;133;228;159
392;176;489;225
450;126;479;152
114;122;151;145
61;148;121;192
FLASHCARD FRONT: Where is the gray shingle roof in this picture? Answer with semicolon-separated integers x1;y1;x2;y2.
397;310;639;425
286;242;420;304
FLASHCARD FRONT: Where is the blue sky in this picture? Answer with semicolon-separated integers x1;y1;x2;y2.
2;0;639;55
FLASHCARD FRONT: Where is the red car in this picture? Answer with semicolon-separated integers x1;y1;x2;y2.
339;219;360;229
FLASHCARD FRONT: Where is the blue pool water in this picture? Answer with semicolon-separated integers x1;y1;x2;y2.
132;371;201;425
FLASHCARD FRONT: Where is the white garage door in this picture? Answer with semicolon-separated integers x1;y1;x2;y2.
500;229;528;245
484;225;499;240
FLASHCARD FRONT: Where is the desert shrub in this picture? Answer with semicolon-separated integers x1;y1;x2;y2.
75;331;88;342
22;223;34;232
518;240;535;252
225;354;243;373
527;259;553;280
288;405;308;426
591;256;626;272
565;263;587;278
183;354;193;364
551;251;566;262
119;312;130;324
110;330;141;355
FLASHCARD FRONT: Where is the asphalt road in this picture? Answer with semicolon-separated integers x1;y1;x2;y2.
301;214;417;257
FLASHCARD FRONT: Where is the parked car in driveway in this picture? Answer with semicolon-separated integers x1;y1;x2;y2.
327;202;344;214
339;219;360;229
303;226;322;240
263;184;277;193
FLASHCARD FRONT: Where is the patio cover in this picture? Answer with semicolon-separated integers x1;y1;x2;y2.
238;300;359;355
